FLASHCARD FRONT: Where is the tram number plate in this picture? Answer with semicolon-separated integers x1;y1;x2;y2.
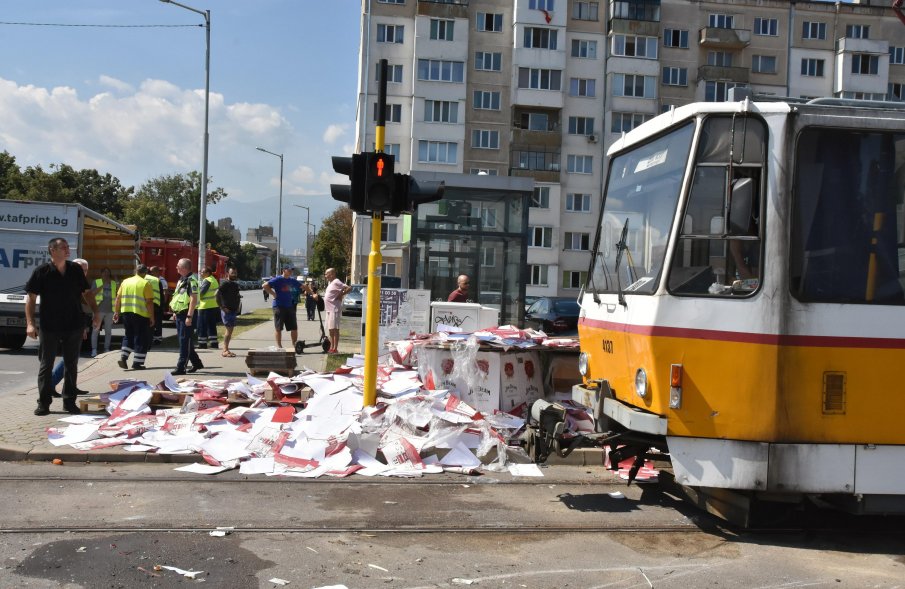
601;339;614;354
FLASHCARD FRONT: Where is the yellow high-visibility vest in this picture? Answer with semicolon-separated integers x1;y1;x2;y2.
197;275;219;310
119;275;151;318
94;278;117;305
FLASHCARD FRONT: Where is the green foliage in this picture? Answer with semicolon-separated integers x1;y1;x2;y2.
123;171;225;240
310;206;353;280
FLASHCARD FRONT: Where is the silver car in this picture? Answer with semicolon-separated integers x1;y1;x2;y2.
342;284;365;315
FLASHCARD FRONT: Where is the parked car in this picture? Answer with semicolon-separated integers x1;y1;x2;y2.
523;295;540;312
523;297;580;335
342;284;366;315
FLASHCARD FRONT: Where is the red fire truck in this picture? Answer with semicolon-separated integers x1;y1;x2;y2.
140;238;229;289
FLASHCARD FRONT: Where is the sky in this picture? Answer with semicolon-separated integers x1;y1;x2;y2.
0;0;362;254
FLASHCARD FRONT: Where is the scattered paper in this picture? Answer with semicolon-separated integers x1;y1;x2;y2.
173;463;230;475
268;578;291;585
508;463;544;477
368;564;389;572
158;565;204;579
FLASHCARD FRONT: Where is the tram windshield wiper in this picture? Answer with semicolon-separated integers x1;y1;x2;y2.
614;218;629;307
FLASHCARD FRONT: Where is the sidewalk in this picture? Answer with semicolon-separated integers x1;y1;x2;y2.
0;311;340;463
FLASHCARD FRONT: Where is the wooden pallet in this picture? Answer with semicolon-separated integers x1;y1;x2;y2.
247;367;295;377
245;349;297;377
79;396;109;413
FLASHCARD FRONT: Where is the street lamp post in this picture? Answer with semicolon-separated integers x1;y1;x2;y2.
293;204;312;267
256;147;284;275
159;0;210;277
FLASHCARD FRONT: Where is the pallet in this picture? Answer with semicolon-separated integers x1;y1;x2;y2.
79;396;109;413
247;367;295;377
245;349;297;376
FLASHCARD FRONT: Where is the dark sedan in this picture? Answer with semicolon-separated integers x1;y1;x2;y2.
523;297;580;335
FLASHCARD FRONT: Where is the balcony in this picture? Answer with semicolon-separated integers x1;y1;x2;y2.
835;36;889;56
699;27;751;49
417;0;468;19
509;147;560;182
697;65;750;84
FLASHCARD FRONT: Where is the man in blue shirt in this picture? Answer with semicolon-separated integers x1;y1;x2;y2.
263;265;312;350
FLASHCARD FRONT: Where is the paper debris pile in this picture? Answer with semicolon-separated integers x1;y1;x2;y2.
47;362;536;478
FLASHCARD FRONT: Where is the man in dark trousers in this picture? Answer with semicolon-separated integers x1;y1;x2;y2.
216;267;242;357
113;264;155;370
25;237;99;416
169;257;203;375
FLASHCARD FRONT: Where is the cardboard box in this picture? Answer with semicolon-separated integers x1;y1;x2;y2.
417;347;543;414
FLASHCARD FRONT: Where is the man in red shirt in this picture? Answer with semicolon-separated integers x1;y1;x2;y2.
447;274;470;302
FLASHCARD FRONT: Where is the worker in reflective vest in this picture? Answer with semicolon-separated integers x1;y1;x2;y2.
147;266;163;346
196;266;220;349
90;268;117;357
169;257;203;375
113;265;155;370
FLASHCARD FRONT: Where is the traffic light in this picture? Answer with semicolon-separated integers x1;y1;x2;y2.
391;174;445;215
330;154;366;212
364;152;395;212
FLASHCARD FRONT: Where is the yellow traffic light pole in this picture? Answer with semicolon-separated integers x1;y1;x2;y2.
362;61;389;407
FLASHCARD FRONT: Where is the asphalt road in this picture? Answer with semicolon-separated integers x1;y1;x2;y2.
1;462;904;588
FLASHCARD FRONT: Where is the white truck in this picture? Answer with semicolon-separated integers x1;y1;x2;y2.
0;201;139;349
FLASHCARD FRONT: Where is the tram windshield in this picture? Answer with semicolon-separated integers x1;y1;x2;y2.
791;128;905;305
590;122;694;296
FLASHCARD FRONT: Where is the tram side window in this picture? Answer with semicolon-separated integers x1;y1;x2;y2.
668;116;766;296
791;129;905;304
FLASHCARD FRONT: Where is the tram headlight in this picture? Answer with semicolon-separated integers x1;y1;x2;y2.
578;352;589;377
634;367;648;398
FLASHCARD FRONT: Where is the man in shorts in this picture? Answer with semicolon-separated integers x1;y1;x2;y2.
323;268;351;354
216;267;242;357
263;265;311;349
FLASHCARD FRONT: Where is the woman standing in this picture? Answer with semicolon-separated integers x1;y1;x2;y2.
90;267;116;357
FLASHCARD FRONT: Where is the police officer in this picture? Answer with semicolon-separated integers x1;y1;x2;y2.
196;266;219;349
169;258;203;375
113;264;155;370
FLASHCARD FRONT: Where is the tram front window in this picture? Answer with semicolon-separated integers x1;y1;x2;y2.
668;116;767;296
590;122;694;296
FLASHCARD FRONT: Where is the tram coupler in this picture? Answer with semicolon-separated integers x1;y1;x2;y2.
521;399;621;464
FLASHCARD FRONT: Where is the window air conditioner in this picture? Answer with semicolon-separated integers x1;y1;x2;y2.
587;134;598;143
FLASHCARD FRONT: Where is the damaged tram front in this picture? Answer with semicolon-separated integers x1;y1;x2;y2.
530;96;905;522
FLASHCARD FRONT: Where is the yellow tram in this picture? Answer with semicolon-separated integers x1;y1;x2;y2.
573;94;905;520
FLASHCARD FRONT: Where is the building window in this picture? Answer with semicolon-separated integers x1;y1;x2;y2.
752;55;777;74
430;18;455;41
662;67;687;86
707;51;733;67
846;24;870;39
382;143;401;161
418;141;458;164
481;209;498;229
476;12;503;32
518;68;562;90
417;59;465;82
708;14;734;29
472;129;500;149
377;0;404;3
519;112;550;131
375;63;403;83
373;103;402;123
612;35;658;59
569;77;596;97
611;112;650;133
612;74;656;98
380;222;398;242
564;232;590;250
481;247;496;267
852;54;879;75
753;17;778;36
567;116;595;135
474;51;502;71
529;265;549;286
891;47;905;65
515;149;560;171
567;154;593;174
473;90;501;110
611;0;659;20
571;39;597;58
705;81;744;102
530;226;553;248
530;0;555;10
839;91;886;101
572;1;599;21
531;186;550;208
470;168;499;175
566;193;591;212
802;21;826;40
424;100;459;123
663;28;688;48
524;27;558;49
888;82;905;101
562;270;586;289
381;262;397;276
801;58;825;77
377;24;404;43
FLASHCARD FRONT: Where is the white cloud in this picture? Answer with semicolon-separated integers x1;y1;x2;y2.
322;123;348;144
97;75;134;94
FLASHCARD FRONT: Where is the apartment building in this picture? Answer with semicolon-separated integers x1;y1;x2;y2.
352;0;905;297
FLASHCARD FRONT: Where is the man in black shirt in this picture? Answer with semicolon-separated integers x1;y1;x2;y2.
25;237;99;416
216;267;242;357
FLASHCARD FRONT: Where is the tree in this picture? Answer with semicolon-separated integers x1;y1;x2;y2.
310;206;353;280
123;172;226;241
